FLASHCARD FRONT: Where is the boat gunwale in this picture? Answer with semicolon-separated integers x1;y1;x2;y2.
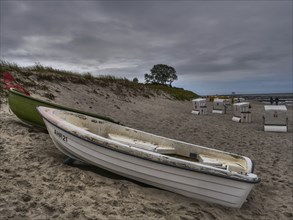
38;107;261;184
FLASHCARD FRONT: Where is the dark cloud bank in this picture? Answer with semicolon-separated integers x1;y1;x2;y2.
1;1;292;95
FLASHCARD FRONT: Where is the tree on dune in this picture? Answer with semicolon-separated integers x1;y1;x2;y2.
144;64;178;87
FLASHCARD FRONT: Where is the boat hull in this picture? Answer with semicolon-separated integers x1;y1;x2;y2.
8;89;117;129
43;118;255;208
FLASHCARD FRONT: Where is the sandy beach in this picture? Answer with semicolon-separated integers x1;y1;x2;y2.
0;73;292;219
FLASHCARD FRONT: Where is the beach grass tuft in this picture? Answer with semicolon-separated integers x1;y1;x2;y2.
0;60;198;100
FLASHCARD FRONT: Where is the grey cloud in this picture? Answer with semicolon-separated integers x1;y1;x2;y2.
0;1;291;94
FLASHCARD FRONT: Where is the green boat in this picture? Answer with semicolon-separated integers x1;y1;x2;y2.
8;88;118;129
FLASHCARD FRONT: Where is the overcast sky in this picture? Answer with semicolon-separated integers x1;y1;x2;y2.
1;1;292;95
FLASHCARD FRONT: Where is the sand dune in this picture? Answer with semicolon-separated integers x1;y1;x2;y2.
0;74;292;219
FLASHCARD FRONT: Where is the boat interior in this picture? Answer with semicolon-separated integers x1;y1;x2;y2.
56;110;250;174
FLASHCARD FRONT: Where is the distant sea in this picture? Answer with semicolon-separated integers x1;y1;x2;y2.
219;93;293;106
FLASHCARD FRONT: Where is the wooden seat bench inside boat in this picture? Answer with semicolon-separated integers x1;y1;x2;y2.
59;114;248;174
197;154;246;172
108;133;176;154
107;133;246;173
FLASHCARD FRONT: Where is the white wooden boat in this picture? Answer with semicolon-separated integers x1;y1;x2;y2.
37;106;260;208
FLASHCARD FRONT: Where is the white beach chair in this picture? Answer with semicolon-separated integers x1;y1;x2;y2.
212;98;228;114
232;102;251;123
191;98;207;115
263;105;288;132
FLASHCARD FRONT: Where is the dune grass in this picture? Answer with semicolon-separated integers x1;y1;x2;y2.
0;60;198;100
0;60;25;74
146;84;197;100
